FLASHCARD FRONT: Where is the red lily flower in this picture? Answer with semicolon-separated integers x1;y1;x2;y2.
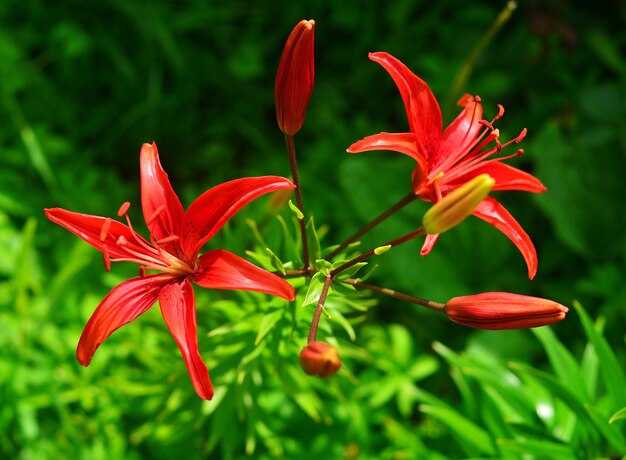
348;52;546;279
44;143;295;400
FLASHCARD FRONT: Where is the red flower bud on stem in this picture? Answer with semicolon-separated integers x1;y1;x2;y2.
445;292;568;330
275;19;315;135
299;342;341;378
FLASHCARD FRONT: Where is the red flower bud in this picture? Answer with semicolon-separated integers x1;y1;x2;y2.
299;342;341;378
275;19;315;135
445;292;568;330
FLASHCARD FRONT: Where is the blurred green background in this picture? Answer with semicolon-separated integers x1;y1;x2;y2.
1;0;625;458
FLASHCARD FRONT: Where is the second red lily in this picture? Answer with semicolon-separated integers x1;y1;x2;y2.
348;52;546;279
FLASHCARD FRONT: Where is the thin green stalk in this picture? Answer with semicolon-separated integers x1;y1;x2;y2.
307;275;332;343
327;192;417;260
443;1;517;116
285;133;311;269
341;278;445;312
329;227;425;277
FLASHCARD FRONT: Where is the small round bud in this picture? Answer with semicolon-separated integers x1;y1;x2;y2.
298;342;341;378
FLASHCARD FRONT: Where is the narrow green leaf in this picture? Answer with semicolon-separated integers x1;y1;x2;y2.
288;200;304;220
532;327;588;401
276;215;299;264
497;437;577;458
265;248;285;275
609;406;626;424
574;301;626;408
585;403;626;453
333;262;368;280
419;404;496;455
306;216;321;261
254;309;283;345
509;361;595;427
331;310;355;341
246;218;267;248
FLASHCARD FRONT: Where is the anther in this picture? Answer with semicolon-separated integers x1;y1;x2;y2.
100;217;112;242
479;120;494;130
494;104;505;120
515;128;527;143
102;246;111;272
474;95;482;103
118;201;131;217
146;205;166;226
139;266;146;277
156;235;180;245
116;235;128;246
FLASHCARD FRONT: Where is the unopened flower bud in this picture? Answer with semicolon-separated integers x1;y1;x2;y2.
275;19;315;135
422;174;494;234
445;292;568;330
299;341;341;378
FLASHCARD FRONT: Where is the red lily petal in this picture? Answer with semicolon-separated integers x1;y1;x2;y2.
195;250;295;300
457;162;547;193
347;131;428;165
472;196;538;279
159;278;213;400
369;52;442;159
432;98;484;172
140;143;185;243
159;278;214;400
420;233;439;256
182;176;295;259
44;208;149;260
76;274;172;366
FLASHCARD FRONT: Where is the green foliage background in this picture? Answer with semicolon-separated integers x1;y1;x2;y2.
1;1;625;458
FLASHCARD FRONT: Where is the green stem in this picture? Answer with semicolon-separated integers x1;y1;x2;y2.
326;192;417;260
341;278;445;312
307;275;332;344
285;133;311;270
329;227;425;278
443;1;517;117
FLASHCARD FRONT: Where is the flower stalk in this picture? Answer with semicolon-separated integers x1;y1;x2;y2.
326;191;417;260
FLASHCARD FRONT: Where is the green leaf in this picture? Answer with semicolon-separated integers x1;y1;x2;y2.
330;309;355;341
276;215;299;264
265;248;285;275
253;309;283;346
532;327;588;401
609;407;626;424
574;301;626;408
419;404;496;455
497;437;577;459
333;262;368;280
585;403;626;453
288;200;303;220
302;272;329;307
246;218;267;248
306;217;321;261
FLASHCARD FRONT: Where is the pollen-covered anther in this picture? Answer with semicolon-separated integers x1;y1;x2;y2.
474;95;482;103
117;201;131;217
146;205;166;226
99;217;112;242
116;235;129;246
